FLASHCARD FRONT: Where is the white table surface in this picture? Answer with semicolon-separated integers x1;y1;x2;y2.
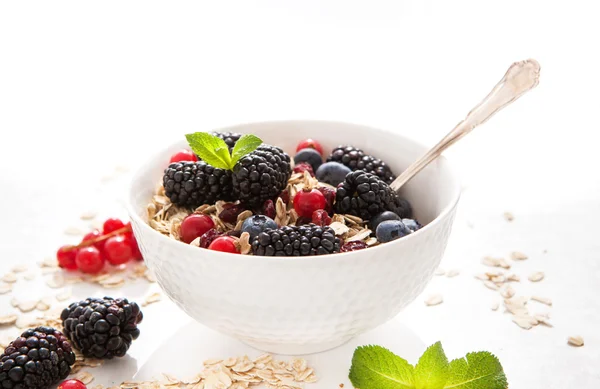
1;1;599;388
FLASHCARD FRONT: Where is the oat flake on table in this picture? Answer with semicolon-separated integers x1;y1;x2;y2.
425;294;443;306
510;251;528;260
446;269;460;278
0;283;12;294
142;292;162;306
11;265;28;273
531;296;552;306
568;336;584;347
2;272;17;283
0;314;18;325
528;272;545;282
118;354;317;389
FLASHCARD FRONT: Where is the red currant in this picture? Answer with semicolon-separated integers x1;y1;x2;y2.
75;247;105;274
58;379;87;389
56;246;78;271
180;214;215;244
208;236;240;253
293;162;314;176
296;139;324;156
104;235;133;265
127;234;143;261
169;150;198;163
293;188;326;218
124;222;134;239
103;218;125;234
81;229;106;251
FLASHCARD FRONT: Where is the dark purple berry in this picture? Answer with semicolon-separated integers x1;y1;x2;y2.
376;220;412;243
316;162;351;186
294;148;323;172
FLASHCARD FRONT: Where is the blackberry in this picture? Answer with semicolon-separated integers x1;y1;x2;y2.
327;146;396;184
0;326;76;389
163;161;234;206
60;297;143;359
211;131;242;151
232;145;291;207
252;224;340;256
335;170;412;222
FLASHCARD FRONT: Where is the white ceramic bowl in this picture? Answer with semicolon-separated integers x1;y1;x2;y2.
128;120;460;355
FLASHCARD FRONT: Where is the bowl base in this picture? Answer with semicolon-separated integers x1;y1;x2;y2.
241;336;352;355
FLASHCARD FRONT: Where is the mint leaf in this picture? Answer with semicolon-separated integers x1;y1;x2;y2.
414;342;449;389
185;132;232;170
444;352;507;389
230;134;263;166
349;345;416;389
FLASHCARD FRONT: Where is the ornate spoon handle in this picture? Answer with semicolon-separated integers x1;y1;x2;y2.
390;59;541;192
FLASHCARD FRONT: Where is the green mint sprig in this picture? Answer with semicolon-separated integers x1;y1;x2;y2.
349;342;507;389
185;132;262;170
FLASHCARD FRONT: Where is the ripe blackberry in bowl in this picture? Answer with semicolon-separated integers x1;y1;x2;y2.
252;224;340;256
232;144;291;207
335;170;412;222
0;327;76;389
163;161;234;206
60;297;143;359
211;131;242;151
327;146;396;184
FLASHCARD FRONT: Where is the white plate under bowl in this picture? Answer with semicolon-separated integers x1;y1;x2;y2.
134;318;426;388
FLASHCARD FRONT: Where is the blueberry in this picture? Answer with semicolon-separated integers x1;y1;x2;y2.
316;162;351;186
402;218;421;232
294;148;323;172
241;215;278;240
369;211;401;232
376;220;412;243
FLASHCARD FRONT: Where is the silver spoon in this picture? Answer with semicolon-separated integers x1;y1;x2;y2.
390;59;541;192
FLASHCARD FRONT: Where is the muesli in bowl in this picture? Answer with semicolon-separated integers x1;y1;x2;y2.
148;131;420;256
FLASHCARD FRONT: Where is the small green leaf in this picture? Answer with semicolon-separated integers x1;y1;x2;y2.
230;134;263;166
185;132;232;170
444;352;507;389
414;342;449;389
349;345;416;389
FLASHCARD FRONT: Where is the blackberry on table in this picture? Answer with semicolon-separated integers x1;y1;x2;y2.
252;224;340;256
0;326;76;389
335;170;412;222
163;161;234;206
232;144;291;207
327;146;396;184
60;297;143;359
211;131;242;151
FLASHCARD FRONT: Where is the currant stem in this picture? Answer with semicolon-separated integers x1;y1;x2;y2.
63;225;133;251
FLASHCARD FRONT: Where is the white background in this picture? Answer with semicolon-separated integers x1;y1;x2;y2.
1;1;600;388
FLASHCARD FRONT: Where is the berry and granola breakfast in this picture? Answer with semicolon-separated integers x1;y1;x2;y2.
148;131;421;256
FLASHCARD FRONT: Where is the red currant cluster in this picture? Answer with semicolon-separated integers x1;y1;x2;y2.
180;214;240;253
56;218;142;274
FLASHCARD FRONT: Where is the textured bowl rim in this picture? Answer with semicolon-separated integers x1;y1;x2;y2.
127;119;461;263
